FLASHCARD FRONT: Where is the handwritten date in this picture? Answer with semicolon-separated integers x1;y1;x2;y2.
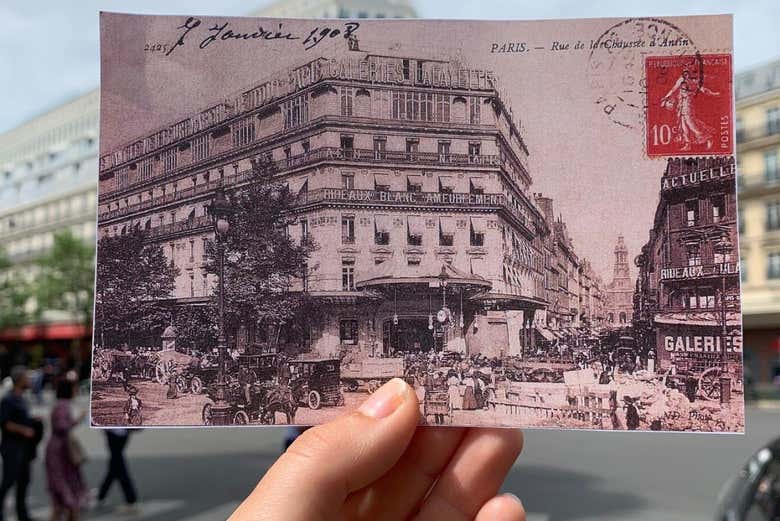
165;17;360;56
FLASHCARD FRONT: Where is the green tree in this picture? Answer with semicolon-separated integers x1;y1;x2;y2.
0;249;30;330
206;157;318;347
35;230;95;329
95;228;179;348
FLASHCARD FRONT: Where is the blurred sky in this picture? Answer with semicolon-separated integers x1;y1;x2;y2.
0;0;775;133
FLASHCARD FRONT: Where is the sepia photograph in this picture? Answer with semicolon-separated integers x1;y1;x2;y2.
90;12;743;432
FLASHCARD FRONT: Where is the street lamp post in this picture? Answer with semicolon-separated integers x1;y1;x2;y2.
715;237;733;405
208;187;234;425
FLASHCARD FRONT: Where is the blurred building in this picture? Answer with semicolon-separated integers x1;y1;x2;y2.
736;58;780;388
0;89;99;361
251;0;417;18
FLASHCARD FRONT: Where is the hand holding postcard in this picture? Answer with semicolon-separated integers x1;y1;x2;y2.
92;12;742;432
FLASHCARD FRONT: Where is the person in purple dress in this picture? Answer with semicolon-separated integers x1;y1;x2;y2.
45;378;87;521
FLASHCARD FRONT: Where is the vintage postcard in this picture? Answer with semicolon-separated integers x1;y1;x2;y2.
92;12;743;432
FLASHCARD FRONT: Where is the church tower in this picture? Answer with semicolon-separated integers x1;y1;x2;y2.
612;236;631;287
605;235;634;326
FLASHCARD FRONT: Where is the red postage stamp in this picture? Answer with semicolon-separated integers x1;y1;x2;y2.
645;54;733;157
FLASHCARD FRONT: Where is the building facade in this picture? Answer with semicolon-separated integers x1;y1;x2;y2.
604;236;634;327
634;156;741;375
252;0;417;18
97;44;565;359
0;90;99;357
735;58;780;387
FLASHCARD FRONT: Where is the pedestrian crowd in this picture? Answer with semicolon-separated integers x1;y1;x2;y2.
0;365;139;521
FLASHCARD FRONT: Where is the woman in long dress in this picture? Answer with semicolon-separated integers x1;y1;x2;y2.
46;378;88;521
660;69;720;151
446;371;461;411
461;372;478;411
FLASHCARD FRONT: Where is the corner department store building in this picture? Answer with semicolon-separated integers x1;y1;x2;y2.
97;42;554;359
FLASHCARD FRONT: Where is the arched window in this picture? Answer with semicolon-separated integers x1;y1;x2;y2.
607;313;614;323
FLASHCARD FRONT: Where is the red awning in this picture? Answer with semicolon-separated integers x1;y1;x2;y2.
0;323;91;342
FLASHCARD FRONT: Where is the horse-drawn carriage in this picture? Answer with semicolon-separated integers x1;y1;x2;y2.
289;358;345;410
92;348;160;382
502;356;576;383
662;353;742;401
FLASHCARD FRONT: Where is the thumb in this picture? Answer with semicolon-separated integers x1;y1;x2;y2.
229;378;419;521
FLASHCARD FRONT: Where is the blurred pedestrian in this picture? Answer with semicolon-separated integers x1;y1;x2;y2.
45;377;88;520
0;366;42;521
96;429;138;514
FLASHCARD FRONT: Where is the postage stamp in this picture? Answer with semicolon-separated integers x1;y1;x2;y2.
645;53;733;156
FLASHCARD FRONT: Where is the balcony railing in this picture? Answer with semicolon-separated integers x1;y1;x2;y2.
102;145;502;205
736;123;780;144
145;215;212;238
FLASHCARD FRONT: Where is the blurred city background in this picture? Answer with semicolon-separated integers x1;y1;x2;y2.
0;1;778;520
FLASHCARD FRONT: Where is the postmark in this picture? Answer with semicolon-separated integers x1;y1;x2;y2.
645;53;733;156
587;18;698;131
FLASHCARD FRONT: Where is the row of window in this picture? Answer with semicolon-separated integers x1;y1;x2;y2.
682;195;727;227
3;221;95;256
735;106;780;141
112;87;489;186
0;190;97;235
300;215;487;248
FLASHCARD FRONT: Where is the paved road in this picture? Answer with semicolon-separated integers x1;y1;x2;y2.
8;398;779;521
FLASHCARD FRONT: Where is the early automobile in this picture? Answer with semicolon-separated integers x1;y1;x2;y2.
201;379;297;426
174;353;224;395
236;352;279;383
289;358;345;410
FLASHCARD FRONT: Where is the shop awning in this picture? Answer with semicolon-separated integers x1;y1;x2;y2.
439;175;455;191
470;216;486;234
374;173;390;189
470;177;485;191
355;256;491;290
535;325;554;341
374;214;391;234
439;216;455;236
288;176;308;195
407;174;423;188
407;215;424;237
654;311;740;327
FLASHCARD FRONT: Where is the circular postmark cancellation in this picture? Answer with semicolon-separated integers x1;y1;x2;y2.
587;18;699;131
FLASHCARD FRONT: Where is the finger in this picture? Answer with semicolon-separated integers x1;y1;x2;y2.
413;428;523;521
229;378;419;521
475;494;526;521
343;426;467;520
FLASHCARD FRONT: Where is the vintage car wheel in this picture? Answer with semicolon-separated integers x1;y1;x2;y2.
308;390;322;410
155;362;169;385
202;403;213;425
190;376;203;395
175;375;188;394
367;380;381;394
344;380;359;392
698;367;722;400
233;410;250;425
